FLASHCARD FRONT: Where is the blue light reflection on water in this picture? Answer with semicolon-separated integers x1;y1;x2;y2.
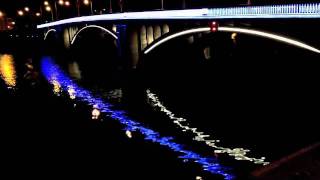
41;56;234;179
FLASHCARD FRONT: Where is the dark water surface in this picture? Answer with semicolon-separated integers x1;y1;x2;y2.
1;27;319;179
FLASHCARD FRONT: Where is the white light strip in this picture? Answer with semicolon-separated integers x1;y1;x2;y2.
70;25;118;45
144;26;320;54
44;29;57;40
37;3;320;29
37;9;209;29
146;89;269;165
144;28;210;54
218;27;320;54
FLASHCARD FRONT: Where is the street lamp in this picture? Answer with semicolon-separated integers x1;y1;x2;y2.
0;11;3;17
18;10;24;16
24;7;30;12
58;0;64;5
83;0;89;5
36;12;41;17
45;6;51;12
45;6;54;21
43;1;58;21
56;0;74;20
65;1;71;6
44;1;49;6
76;0;93;16
83;0;93;15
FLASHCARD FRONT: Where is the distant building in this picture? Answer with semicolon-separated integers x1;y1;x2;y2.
0;16;15;31
6;18;14;31
0;17;5;31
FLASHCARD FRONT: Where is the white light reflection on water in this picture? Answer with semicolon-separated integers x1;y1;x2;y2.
126;130;132;138
146;89;269;165
67;85;76;99
41;56;234;180
92;104;101;120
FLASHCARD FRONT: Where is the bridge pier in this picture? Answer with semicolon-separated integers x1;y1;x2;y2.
128;27;140;69
117;23;171;69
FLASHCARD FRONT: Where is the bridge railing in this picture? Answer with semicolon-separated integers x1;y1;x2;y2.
208;3;320;17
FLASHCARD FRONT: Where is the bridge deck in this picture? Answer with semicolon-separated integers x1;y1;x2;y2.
37;3;320;29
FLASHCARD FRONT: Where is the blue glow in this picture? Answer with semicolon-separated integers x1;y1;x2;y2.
38;3;320;29
40;56;234;180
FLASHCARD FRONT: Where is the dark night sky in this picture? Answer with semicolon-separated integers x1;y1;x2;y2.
1;0;320;17
0;0;42;16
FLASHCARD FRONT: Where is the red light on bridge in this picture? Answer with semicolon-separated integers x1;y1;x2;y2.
210;21;218;32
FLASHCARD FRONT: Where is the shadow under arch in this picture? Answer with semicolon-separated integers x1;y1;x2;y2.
70;25;118;46
143;26;320;55
43;29;64;55
68;24;122;93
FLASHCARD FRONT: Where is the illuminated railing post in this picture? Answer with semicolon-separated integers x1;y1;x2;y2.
161;0;164;10
182;0;186;9
109;0;112;13
90;1;93;15
76;0;80;16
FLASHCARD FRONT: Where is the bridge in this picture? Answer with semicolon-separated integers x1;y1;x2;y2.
5;2;317;179
37;3;320;68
